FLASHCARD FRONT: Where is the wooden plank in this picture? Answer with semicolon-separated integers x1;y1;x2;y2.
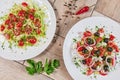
95;0;120;22
54;0;97;37
24;35;73;80
92;11;120;25
0;57;52;80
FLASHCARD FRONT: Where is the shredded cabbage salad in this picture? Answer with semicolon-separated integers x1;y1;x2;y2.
0;0;47;48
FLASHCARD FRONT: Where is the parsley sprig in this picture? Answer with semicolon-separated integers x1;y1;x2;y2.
25;59;60;75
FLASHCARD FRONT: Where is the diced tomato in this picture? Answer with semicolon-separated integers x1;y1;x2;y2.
86;57;92;66
18;40;24;46
16;22;23;28
108;41;114;47
96;37;102;43
86;68;93;76
36;29;41;34
4;33;10;40
34;19;41;27
7;24;14;29
9;13;17;22
25;26;32;35
77;46;84;52
28;14;34;20
98;28;104;33
22;2;28;7
0;25;5;31
18;10;26;17
113;45;119;52
14;29;21;36
77;41;81;48
108;52;112;55
27;37;37;44
109;34;115;41
5;19;10;25
99;70;107;76
111;58;114;66
99;47;105;57
83;31;92;37
29;9;35;14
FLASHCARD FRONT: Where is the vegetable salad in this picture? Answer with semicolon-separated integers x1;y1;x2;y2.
72;27;119;76
0;1;46;48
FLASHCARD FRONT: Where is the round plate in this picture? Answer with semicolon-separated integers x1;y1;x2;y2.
0;0;56;60
63;17;120;80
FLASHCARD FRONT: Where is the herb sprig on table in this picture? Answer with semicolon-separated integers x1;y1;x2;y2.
25;59;60;75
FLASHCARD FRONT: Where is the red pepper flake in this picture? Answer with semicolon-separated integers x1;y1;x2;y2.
75;6;89;15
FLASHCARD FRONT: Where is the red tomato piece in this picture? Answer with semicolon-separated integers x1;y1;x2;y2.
18;10;26;17
34;19;41;27
22;2;28;7
14;29;21;36
86;57;92;66
28;14;34;20
36;29;41;34
111;58;114;66
29;9;36;14
99;47;105;57
4;33;10;40
77;41;81;48
25;26;32;35
108;41;114;47
83;31;92;37
5;19;10;25
77;46;84;52
16;22;23;28
86;68;93;76
27;37;37;44
9;13;17;22
109;34;115;41
99;70;107;76
113;45;119;52
18;40;24;46
96;37;102;43
98;28;104;33
108;52;112;55
0;25;5;31
7;24;14;29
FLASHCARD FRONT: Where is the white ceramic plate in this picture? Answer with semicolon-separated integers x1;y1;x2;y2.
63;17;120;80
0;0;56;60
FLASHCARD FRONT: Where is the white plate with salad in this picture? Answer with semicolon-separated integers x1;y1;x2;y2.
0;0;56;60
63;17;120;80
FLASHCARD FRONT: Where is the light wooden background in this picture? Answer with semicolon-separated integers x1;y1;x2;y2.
0;0;120;80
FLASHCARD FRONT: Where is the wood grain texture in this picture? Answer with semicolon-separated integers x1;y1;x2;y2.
0;57;52;80
95;0;120;22
54;0;97;37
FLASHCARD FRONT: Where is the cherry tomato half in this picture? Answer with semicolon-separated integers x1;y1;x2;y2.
27;37;37;44
18;40;24;46
0;25;5;31
83;31;92;37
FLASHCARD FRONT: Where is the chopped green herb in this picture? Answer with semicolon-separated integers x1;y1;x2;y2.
25;59;60;75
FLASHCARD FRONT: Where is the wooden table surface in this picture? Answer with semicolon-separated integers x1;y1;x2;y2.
0;0;120;80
